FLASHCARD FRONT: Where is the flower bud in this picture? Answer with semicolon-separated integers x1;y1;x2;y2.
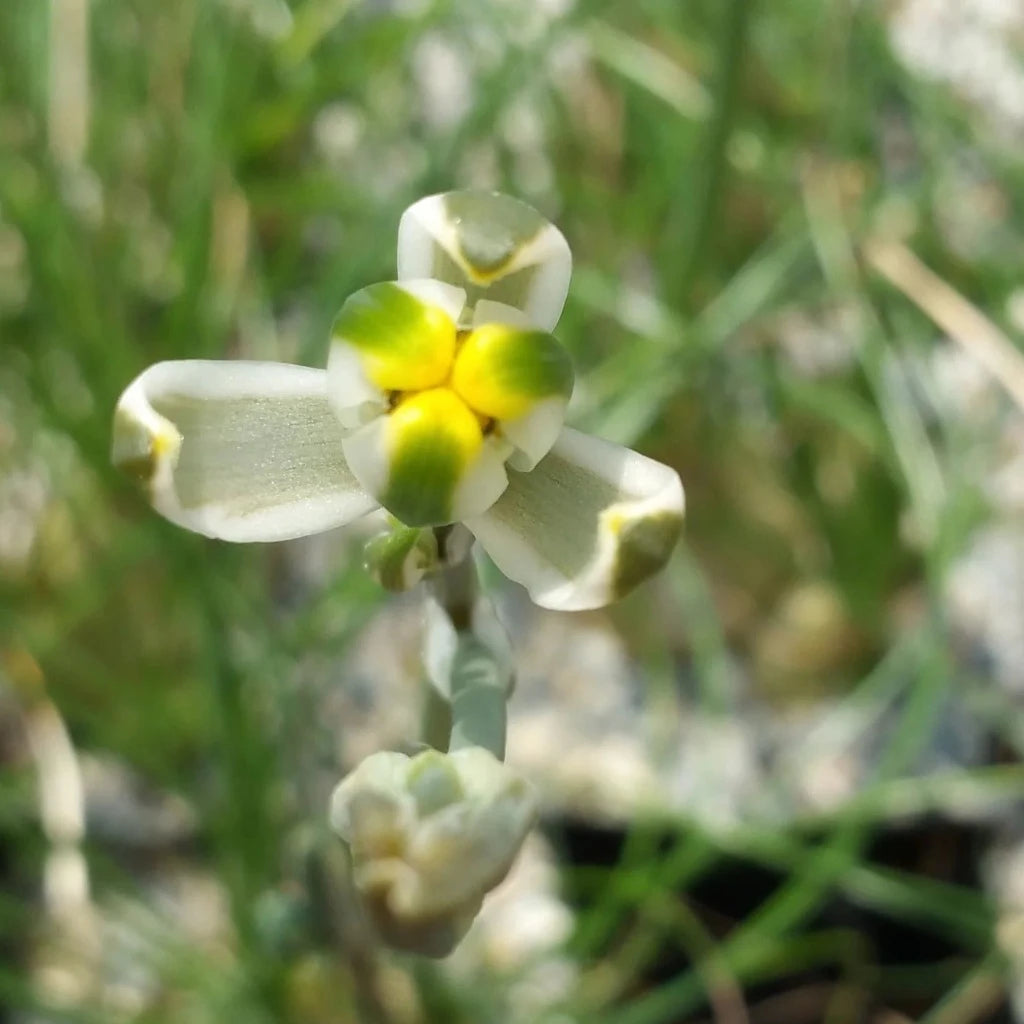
362;525;438;592
329;747;536;957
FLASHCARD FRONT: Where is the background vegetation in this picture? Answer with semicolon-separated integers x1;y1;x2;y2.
3;0;1024;1021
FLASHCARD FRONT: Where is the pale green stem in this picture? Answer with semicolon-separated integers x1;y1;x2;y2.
447;634;507;759
424;530;508;761
420;684;452;753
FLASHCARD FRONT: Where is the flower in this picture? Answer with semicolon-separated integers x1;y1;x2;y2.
111;191;684;610
329;746;537;957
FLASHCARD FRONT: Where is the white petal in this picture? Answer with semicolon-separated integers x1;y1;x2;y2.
517;227;573;331
452;438;510;521
465;428;684;610
396;192;449;281
472;299;533;328
502;396;570;472
112;361;377;541
338;416;391;512
398;278;467;324
397;191;572;331
325;341;386;431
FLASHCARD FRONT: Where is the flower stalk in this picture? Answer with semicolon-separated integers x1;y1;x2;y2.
425;529;509;760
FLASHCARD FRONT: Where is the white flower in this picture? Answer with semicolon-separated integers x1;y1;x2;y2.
111;191;684;610
329;746;536;957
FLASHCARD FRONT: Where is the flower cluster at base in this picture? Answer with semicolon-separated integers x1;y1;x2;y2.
329;747;536;958
111;190;684;611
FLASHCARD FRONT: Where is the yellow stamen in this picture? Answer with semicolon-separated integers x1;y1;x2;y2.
387;388;484;465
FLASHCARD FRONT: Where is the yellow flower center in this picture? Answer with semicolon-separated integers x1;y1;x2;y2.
387;386;485;465
330;282;575;526
379;317;502;451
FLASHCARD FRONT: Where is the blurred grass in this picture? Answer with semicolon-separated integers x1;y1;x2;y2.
3;0;1024;1021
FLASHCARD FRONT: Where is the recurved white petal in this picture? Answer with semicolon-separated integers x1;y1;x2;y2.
397;191;572;331
464;428;684;610
501;396;571;472
112;361;377;541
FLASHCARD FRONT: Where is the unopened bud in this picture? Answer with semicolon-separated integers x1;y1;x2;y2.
330;747;536;956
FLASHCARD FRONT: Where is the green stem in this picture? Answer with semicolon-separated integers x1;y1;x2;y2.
423;532;509;761
428;536;477;630
680;0;754;296
447;635;507;759
420;684;452;753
